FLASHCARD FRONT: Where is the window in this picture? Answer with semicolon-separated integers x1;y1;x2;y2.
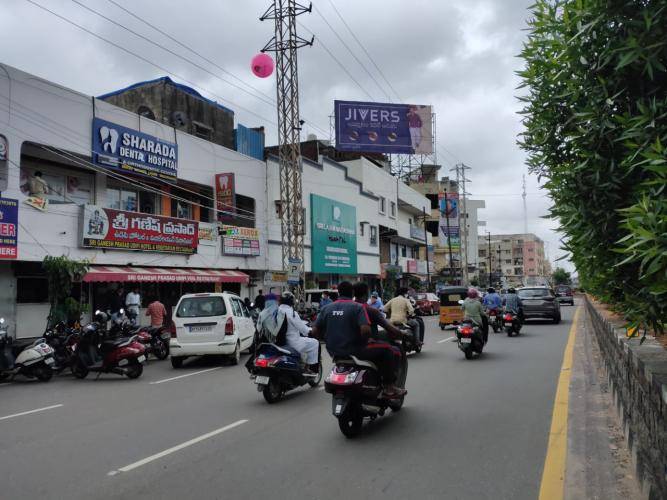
20;166;94;205
518;288;553;299
370;225;378;246
107;186;157;214
172;198;192;219
137;106;155;120
408;218;413;225
192;121;213;141
176;296;226;317
379;196;386;214
529;258;535;262
390;201;396;218
230;298;243;317
401;245;407;257
479;250;486;257
359;223;365;237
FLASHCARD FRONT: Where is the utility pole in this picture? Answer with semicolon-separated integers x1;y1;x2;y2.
442;192;454;284
451;163;471;284
422;206;431;288
261;0;313;297
487;231;492;287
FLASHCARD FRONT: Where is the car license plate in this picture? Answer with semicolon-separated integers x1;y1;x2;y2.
44;357;54;365
137;355;146;363
190;325;212;333
255;375;270;385
460;337;472;344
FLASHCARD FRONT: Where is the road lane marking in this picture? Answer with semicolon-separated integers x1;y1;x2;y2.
0;404;63;421
108;419;248;476
437;336;456;344
539;307;580;500
149;367;222;385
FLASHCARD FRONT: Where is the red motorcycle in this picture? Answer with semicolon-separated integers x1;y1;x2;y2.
135;326;170;360
487;308;502;333
71;311;146;379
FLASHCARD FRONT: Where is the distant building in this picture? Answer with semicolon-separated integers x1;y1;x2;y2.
477;233;548;287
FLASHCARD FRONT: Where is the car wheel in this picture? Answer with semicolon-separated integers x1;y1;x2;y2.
229;342;241;366
553;314;561;324
170;356;184;369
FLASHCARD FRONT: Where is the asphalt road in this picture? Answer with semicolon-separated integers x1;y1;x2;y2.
0;303;578;500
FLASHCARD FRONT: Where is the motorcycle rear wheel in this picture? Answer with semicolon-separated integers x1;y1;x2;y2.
153;339;169;360
338;407;363;438
262;379;283;404
308;362;323;387
126;361;143;379
71;361;89;379
34;363;53;382
464;349;473;360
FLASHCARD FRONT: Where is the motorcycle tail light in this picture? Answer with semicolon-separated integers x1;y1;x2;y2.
504;314;513;321
459;326;473;336
326;370;359;385
254;356;280;368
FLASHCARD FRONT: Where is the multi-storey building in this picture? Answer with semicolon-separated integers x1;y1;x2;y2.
477;233;548;287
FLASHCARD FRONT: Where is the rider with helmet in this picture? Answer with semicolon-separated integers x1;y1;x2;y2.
503;288;524;321
462;288;488;343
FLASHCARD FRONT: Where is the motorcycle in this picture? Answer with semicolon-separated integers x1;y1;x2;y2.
324;335;408;438
487;308;502;333
135;325;170;360
0;318;55;382
248;341;322;403
456;319;485;360
70;311;146;379
44;322;80;373
503;311;522;337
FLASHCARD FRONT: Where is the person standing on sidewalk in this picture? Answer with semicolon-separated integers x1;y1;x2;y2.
145;297;167;327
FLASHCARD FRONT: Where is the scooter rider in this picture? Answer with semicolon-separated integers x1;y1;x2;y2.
462;288;488;343
312;281;406;398
279;291;320;374
384;288;421;348
503;288;524;321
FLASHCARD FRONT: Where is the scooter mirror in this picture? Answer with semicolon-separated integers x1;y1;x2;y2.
119;308;125;315
94;310;101;315
0;317;4;324
457;300;464;305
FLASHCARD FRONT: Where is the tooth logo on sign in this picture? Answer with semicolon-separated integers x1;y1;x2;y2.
99;126;119;154
332;206;341;222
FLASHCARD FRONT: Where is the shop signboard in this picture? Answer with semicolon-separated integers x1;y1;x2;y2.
92;118;178;181
406;259;418;273
215;173;235;220
334;100;433;154
197;222;218;246
439;225;460;250
264;270;288;285
80;205;198;254
0;197;18;259
410;224;426;242
221;225;260;256
310;194;357;274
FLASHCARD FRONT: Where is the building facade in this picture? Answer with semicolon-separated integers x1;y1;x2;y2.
477;233;548;287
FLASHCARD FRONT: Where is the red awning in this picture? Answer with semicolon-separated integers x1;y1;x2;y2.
82;266;249;284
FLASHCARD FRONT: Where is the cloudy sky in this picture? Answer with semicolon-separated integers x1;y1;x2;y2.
1;0;572;272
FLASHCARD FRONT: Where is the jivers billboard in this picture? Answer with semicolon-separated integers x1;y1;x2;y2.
92;118;178;181
215;173;235;220
81;205;198;254
0;197;18;259
334;100;433;154
310;194;357;274
221;225;260;256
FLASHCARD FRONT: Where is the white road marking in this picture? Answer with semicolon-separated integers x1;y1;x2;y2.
149;367;222;385
107;419;248;475
0;404;63;421
437;336;456;344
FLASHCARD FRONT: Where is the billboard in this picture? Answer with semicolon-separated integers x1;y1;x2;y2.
0;197;18;259
92;118;178;181
310;194;357;274
334;100;433;154
215;173;235;220
81;205;198;254
439;192;460;250
221;225;260;256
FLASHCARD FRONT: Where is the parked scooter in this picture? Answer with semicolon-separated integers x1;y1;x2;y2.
135;325;170;360
44;322;80;373
70;311;146;379
503;311;522;337
324;335;408;438
456;319;485;360
248;341;322;403
0;318;55;382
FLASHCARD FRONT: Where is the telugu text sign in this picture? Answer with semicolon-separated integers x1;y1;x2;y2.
81;205;198;254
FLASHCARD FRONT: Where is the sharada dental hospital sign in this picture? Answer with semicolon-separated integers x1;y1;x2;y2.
92;118;178;181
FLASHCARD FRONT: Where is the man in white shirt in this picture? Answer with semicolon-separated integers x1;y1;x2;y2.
125;286;141;326
279;291;319;373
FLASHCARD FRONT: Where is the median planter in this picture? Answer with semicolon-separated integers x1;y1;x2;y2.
584;295;667;500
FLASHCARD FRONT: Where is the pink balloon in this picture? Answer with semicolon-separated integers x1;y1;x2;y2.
251;53;274;78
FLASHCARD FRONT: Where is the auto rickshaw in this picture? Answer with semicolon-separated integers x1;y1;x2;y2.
438;286;468;330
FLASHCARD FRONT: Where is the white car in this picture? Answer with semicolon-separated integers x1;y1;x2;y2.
169;292;255;368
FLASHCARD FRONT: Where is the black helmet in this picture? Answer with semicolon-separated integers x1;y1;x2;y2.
508;288;516;294
94;310;108;323
280;291;295;307
487;287;495;294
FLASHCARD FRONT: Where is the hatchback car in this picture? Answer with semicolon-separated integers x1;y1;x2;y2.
169;292;255;368
517;287;561;324
415;293;439;315
555;285;574;306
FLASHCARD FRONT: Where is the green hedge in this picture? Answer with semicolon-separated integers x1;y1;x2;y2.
519;0;667;333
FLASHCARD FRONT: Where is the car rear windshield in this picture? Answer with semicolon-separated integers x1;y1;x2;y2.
518;288;553;299
556;286;571;292
176;296;226;318
416;293;427;300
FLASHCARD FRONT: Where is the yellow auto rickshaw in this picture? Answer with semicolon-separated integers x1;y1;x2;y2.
438;286;468;330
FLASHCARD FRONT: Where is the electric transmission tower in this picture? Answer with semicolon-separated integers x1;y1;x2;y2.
451;163;471;284
261;0;313;294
